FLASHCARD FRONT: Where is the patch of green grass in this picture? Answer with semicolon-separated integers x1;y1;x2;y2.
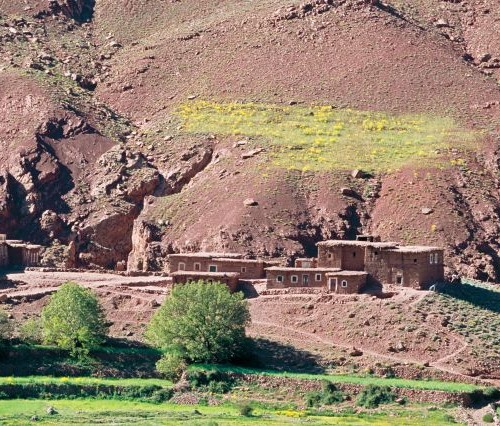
0;376;171;388
177;101;477;172
0;399;462;425
191;364;485;393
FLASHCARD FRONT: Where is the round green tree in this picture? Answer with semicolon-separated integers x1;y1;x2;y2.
41;282;107;357
146;281;250;363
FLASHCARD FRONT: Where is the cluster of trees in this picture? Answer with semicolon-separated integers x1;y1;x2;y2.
1;280;250;377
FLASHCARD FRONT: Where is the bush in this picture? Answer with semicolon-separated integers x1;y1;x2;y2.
483;413;494;423
19;317;43;345
306;381;345;407
155;352;187;381
41;282;107;357
187;370;235;394
356;385;396;408
239;404;253;417
0;308;12;343
146;281;250;363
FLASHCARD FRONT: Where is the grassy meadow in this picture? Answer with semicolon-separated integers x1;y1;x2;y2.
177;101;477;173
0;399;461;425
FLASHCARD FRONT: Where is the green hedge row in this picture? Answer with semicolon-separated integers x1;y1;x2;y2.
0;383;173;403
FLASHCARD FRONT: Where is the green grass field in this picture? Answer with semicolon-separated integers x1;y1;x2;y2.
177;101;477;172
0;399;461;425
191;364;485;393
0;376;172;388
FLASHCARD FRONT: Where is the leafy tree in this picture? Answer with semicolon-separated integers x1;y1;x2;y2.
146;281;250;363
0;308;12;343
155;351;187;381
41;282;107;357
19;317;43;344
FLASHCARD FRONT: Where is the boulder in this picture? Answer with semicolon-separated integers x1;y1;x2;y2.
244;198;258;207
421;207;433;215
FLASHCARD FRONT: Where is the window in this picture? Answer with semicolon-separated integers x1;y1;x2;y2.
396;275;403;285
315;273;322;282
178;262;186;271
434;253;439;264
194;262;201;271
327;253;333;259
302;275;309;286
414;258;417;263
429;254;434;264
352;252;356;258
209;265;217;272
291;275;298;284
341;280;348;288
374;251;378;256
277;275;284;283
241;267;247;273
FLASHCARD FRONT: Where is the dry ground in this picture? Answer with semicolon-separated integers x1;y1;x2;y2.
2;271;498;386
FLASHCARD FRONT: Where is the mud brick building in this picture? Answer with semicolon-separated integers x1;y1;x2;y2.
170;271;240;292
168;253;278;280
0;234;42;269
317;239;444;289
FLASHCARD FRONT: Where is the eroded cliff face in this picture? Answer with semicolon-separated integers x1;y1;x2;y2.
49;0;96;22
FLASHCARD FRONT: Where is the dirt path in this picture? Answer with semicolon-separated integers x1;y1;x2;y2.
251;319;475;381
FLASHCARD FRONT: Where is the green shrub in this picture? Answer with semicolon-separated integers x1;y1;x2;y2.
19;318;43;344
482;413;494;423
187;370;235;394
41;282;107;357
306;381;345;407
356;385;396;408
0;308;12;343
155;352;186;381
239;404;253;417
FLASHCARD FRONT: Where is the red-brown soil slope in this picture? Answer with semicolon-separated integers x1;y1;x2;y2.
1;0;500;280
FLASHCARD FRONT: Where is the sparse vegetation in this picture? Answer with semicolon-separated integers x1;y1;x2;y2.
178;101;476;172
356;384;396;408
41;282;107;357
306;381;345;407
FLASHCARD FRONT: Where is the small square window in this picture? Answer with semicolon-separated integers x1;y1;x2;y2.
414;259;417;263
291;275;298;284
194;262;201;271
315;273;322;282
341;280;348;288
396;276;403;285
352;252;356;258
178;262;186;271
209;265;217;272
277;275;284;283
327;253;333;259
241;267;247;273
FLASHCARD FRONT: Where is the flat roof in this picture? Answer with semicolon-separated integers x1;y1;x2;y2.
171;271;240;278
317;240;398;248
326;271;368;277
212;258;263;264
389;246;443;253
265;267;341;272
168;252;242;259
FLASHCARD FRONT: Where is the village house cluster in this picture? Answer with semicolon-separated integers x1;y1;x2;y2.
168;236;445;293
0;234;42;269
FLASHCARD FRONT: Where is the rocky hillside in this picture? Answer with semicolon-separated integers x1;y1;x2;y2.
1;0;500;279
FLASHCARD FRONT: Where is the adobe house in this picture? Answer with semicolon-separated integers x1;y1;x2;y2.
317;239;444;290
325;271;368;294
265;267;341;289
168;252;279;280
0;235;8;268
294;258;318;268
168;252;242;274
0;234;42;269
170;271;240;292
